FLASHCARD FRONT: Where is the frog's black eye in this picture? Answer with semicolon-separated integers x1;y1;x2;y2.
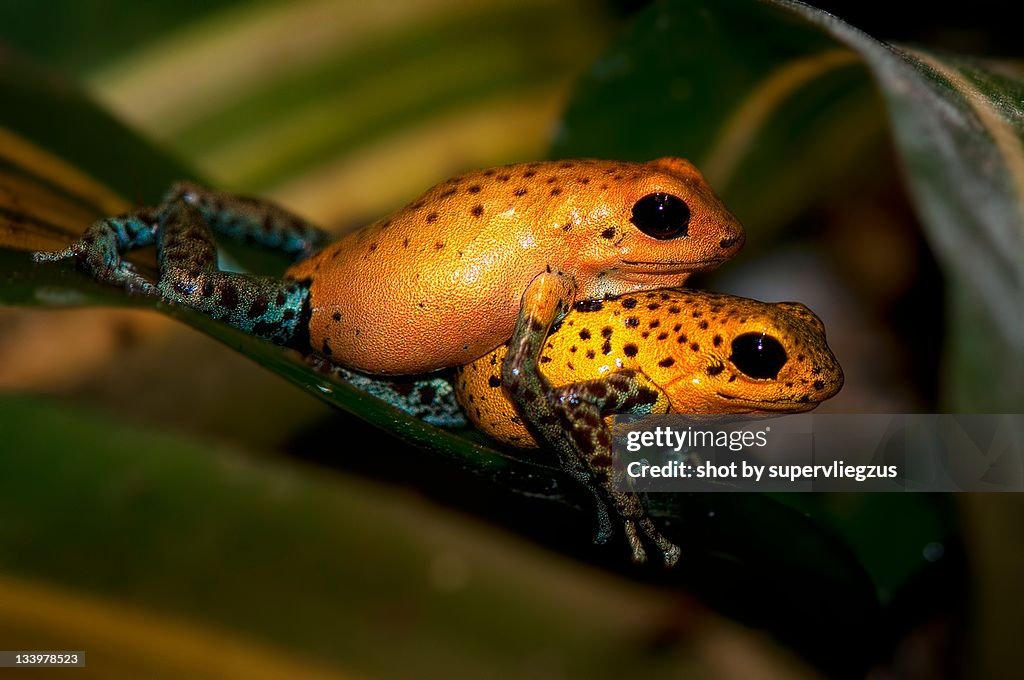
630;193;690;240
729;333;787;379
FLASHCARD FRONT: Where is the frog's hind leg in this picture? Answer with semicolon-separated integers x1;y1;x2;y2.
34;181;329;288
501;273;680;566
168;181;328;261
155;201;308;344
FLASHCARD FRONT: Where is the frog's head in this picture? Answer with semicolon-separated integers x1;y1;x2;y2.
569;157;744;299
651;293;843;413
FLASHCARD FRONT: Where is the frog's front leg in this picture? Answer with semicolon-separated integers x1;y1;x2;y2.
501;274;680;566
546;372;681;566
499;273;615;542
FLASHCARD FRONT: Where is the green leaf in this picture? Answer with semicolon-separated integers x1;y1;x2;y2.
553;0;1024;410
0;46;883;674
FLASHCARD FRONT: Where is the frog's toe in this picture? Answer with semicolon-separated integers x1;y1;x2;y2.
591;497;615;545
32;245;80;263
90;261;155;294
623;520;649;564
36;243;156;295
662;543;682;568
637;516;681;568
122;271;157;296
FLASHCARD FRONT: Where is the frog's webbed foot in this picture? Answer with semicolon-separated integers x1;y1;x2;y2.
547;373;681;567
501;272;680;567
33;213;159;296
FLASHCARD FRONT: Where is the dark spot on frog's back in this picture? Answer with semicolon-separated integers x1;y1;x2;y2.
574;299;604;313
471;205;484;218
488;375;502;388
601;227;616;239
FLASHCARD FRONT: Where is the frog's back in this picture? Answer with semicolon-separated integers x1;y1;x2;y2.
286;159;743;375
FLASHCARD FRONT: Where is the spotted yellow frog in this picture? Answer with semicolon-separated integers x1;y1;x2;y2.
456;289;844;564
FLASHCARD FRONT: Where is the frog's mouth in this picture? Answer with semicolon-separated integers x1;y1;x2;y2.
619;257;727;274
714;392;821;413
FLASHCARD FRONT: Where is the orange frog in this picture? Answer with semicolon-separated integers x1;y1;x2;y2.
34;158;743;374
456;289;844;564
34;158;744;564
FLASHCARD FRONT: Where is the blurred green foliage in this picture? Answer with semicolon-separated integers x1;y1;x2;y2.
2;0;1021;677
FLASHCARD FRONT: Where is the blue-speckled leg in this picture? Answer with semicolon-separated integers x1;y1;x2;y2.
306;356;467;428
33;210;161;294
169;181;327;260
155;201;307;344
501;273;680;566
34;182;330;343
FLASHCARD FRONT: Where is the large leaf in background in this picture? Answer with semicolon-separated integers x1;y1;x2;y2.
553;0;1024;411
0;0;611;229
0;53;883;676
